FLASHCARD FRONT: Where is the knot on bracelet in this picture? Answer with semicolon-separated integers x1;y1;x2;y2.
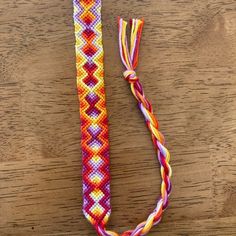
123;70;139;83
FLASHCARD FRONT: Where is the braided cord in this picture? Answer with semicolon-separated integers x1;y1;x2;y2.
98;18;172;236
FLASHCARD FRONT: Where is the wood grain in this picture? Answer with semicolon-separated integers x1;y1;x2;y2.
0;0;236;235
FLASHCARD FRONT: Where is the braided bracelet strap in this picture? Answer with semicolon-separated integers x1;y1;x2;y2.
73;0;111;232
100;18;172;236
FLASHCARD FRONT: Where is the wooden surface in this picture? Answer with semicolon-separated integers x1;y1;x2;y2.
1;0;236;235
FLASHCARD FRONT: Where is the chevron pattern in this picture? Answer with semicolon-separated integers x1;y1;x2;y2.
73;0;111;229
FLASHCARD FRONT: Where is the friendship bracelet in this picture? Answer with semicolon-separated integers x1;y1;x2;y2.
73;1;172;235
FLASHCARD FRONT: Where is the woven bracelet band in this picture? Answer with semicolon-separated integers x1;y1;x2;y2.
73;0;111;229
